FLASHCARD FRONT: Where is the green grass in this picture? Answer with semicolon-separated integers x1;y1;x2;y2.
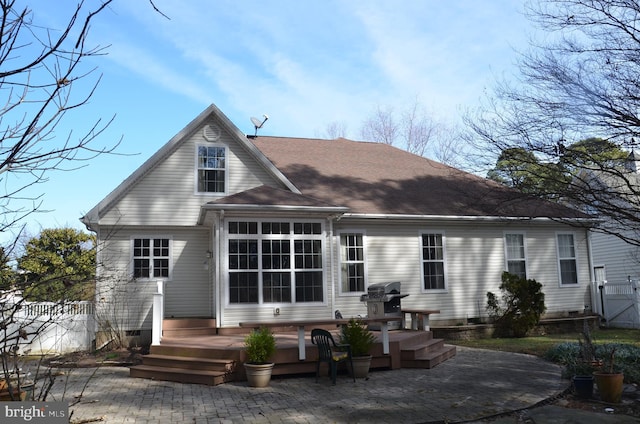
447;328;640;358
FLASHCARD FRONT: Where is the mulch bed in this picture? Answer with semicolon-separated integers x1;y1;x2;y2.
45;347;146;368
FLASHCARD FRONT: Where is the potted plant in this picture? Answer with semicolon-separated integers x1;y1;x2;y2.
339;318;376;378
243;327;276;387
569;322;600;399
593;347;624;403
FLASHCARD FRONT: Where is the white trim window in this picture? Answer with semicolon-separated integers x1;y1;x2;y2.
196;144;226;194
504;233;527;279
420;232;446;291
132;237;172;280
339;232;367;294
227;220;324;304
557;233;578;285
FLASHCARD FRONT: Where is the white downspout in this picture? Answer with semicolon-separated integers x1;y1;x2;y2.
328;215;336;318
215;210;224;326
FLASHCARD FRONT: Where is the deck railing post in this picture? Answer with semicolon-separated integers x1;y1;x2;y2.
152;280;164;346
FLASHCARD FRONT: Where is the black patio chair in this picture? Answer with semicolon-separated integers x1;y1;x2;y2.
310;328;355;385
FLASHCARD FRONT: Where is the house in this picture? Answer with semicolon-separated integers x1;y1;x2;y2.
82;104;596;345
584;152;640;328
589;151;640;285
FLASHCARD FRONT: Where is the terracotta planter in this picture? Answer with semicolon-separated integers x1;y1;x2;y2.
593;372;624;403
350;355;372;379
244;362;274;388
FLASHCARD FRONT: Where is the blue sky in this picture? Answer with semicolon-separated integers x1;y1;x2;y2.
10;1;533;240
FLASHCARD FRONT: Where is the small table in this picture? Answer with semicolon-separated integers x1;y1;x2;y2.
401;309;440;331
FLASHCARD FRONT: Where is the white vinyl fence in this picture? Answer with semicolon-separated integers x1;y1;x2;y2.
595;279;640;329
1;295;96;355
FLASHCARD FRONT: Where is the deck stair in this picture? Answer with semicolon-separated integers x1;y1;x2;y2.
129;341;239;386
398;331;457;368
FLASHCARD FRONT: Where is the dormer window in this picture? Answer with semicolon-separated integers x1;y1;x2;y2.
197;145;226;193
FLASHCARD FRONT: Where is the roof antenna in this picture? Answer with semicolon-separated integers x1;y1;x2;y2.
250;114;269;137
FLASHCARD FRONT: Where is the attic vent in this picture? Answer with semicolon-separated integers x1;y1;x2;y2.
203;124;221;142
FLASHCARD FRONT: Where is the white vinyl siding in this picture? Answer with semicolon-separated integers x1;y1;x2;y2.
98;121;283;226
95;227;212;332
504;232;527;279
590;229;640;286
331;223;592;323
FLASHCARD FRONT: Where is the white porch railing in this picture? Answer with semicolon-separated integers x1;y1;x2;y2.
152;280;164;346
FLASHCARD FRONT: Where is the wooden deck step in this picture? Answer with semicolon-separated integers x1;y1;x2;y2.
130;364;233;386
162;318;217;337
400;337;457;369
400;338;445;360
401;345;457;369
141;354;235;373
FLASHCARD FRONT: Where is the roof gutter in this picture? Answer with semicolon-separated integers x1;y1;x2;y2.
197;204;349;225
340;213;598;225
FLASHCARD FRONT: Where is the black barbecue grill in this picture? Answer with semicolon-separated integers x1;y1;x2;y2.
360;281;408;330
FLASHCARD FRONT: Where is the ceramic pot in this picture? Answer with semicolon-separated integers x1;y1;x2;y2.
350;355;372;379
244;362;274;388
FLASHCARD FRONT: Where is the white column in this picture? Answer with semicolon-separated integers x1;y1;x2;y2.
152;280;164;346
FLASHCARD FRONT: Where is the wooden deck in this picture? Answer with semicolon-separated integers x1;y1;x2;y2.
129;319;457;386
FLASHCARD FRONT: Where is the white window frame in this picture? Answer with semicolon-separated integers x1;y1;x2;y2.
195;143;228;195
130;236;173;281
419;230;447;293
337;230;368;296
504;232;527;279
225;219;327;306
556;232;579;286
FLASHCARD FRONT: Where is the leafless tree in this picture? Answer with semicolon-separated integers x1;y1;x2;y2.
361;104;398;146
0;0;165;402
360;99;464;165
464;0;640;246
0;1;120;236
322;120;348;139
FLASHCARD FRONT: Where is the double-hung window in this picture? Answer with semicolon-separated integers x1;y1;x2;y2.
132;237;172;279
504;233;527;279
339;232;366;294
197;145;226;193
228;221;324;304
557;233;578;285
420;232;446;290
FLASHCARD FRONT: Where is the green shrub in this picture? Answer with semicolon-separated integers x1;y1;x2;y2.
486;272;546;338
244;327;276;364
339;318;376;356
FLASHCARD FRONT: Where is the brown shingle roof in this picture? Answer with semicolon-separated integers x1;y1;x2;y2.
250;136;585;219
208;185;345;210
